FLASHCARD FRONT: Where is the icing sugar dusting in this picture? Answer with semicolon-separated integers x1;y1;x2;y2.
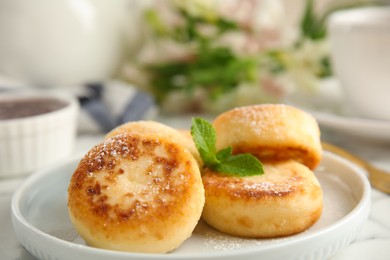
189;221;291;252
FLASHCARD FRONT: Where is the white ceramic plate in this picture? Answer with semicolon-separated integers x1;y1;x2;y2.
11;152;370;260
286;79;390;142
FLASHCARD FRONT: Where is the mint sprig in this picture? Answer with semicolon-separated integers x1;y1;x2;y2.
191;117;264;177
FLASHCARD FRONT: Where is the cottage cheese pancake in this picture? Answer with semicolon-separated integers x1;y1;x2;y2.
68;133;204;253
202;160;323;238
213;104;322;170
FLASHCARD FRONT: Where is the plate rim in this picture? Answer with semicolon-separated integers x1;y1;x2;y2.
306;108;390;130
285;81;390;141
11;151;371;259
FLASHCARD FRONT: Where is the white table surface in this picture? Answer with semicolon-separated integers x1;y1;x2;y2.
1;120;390;260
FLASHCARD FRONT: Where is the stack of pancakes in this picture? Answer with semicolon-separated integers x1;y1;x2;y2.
67;104;323;253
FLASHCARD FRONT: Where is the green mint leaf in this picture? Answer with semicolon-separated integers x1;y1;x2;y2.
191;117;217;165
216;147;233;161
214;153;264;177
191;117;264;177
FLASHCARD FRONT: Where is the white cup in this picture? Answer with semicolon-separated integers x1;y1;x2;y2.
328;6;390;121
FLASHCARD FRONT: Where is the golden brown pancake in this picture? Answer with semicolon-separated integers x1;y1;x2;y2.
68;133;205;253
201;160;323;238
213;104;322;170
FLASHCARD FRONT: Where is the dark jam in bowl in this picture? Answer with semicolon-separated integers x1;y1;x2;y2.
0;97;68;120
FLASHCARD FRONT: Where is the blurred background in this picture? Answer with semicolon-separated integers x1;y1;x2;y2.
0;0;388;132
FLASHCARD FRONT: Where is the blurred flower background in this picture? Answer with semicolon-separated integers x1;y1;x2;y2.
120;0;379;114
0;0;384;133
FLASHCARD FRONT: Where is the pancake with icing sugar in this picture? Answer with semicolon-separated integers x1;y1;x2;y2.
68;133;205;253
213;104;322;170
201;160;323;237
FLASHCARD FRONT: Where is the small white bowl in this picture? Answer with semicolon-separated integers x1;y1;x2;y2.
0;89;79;177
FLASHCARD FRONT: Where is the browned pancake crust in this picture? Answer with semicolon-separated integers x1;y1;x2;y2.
68;133;204;253
213;104;322;170
201;160;323;238
105;120;202;166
